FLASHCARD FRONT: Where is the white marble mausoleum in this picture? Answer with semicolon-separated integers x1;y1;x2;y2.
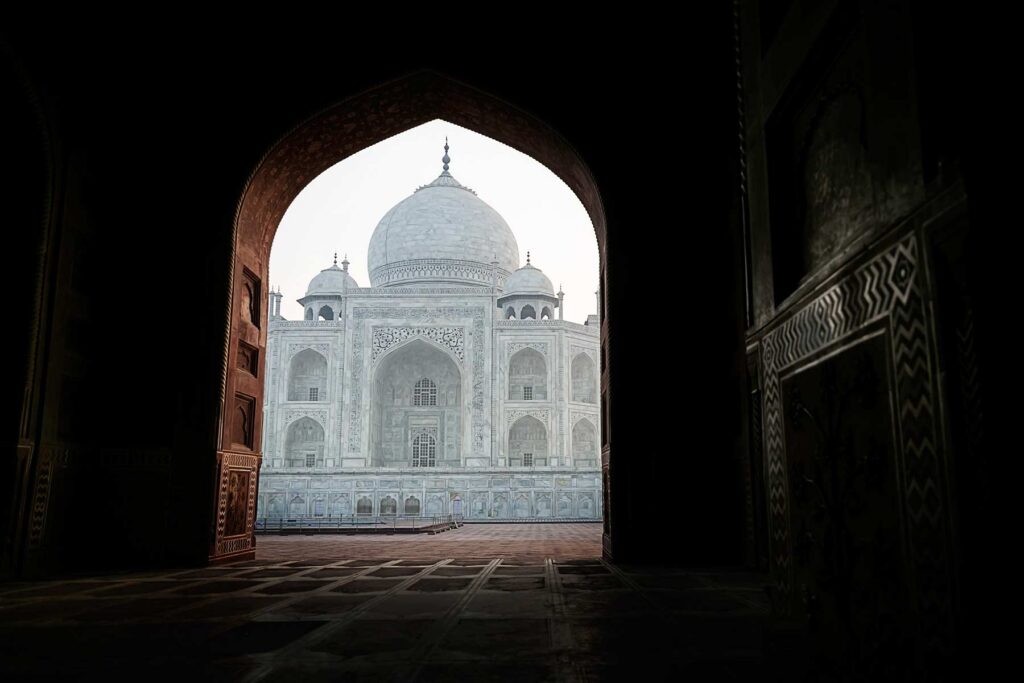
257;144;602;521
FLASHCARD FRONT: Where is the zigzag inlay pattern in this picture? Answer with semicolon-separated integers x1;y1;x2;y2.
890;261;951;652
760;233;952;651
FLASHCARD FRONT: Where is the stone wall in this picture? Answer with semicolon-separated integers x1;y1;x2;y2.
258;470;602;520
259;289;601;521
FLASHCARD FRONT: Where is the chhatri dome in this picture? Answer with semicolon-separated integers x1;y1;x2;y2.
305;253;359;295
367;140;520;288
503;253;555;296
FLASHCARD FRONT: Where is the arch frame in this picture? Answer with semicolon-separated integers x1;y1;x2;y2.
570;352;598;405
571;416;599;466
354;307;484;466
372;333;464;372
284;416;326;468
507;413;549;467
508;345;550;402
287;347;330;403
284;415;326;444
215;70;608;563
369;335;466;467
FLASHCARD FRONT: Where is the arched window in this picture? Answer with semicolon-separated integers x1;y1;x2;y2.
356;497;372;515
413;378;437;406
318;305;334;321
286;417;324;468
380;496;397;515
520;304;536;320
580;496;594;517
541;307;553;320
513;495;530;517
405;496;421;515
571;353;597;403
412;433;436;467
572;418;598;465
506;306;516;320
558;494;572;517
426;496;443;515
304;307;314;320
508;415;548;467
509;348;547;401
288;349;328;402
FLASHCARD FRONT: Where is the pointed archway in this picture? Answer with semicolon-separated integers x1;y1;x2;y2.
369;338;462;467
213;71;608;563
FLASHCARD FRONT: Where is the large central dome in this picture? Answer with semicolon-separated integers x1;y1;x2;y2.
367;145;520;288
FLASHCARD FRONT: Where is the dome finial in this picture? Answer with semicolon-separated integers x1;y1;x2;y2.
526;251;531;265
333;252;338;267
342;253;350;272
442;137;450;173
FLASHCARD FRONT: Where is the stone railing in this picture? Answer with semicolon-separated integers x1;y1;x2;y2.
269;320;344;329
495;320;598;334
259;465;603;475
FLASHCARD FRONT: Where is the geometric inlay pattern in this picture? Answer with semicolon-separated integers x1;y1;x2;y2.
505;408;552;429
760;231;952;651
371;326;465;364
507;341;548;357
283;410;328;428
287;343;331;362
370;258;511;289
214;452;260;558
569;344;597;363
570;411;598;428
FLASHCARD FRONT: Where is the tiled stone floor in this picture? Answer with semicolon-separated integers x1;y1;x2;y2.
0;525;776;681
256;522;604;562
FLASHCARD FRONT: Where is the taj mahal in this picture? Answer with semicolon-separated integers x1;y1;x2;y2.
256;143;602;521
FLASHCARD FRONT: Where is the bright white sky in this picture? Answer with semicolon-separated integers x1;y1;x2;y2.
269;119;600;323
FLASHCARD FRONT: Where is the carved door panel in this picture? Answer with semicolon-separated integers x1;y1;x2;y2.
211;264;265;563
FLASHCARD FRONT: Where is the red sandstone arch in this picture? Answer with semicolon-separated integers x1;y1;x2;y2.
213;70;609;563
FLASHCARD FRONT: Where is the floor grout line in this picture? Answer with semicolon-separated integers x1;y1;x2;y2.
547;558;584;683
0;527;774;679
243;559;456;683
599;559;687;627
156;561;394;622
397;558;503;683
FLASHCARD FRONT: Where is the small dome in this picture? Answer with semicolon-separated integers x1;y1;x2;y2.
504;261;554;296
306;262;358;296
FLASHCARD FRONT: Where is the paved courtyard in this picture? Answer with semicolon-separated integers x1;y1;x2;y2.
0;523;783;681
256;523;603;562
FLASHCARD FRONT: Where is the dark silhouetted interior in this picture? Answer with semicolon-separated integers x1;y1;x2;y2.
1;6;1007;679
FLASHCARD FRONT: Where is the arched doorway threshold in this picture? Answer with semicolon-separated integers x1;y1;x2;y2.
213;70;610;564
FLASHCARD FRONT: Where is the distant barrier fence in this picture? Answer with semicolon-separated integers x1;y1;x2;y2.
255;514;462;533
254;514;602;533
459;518;601;524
